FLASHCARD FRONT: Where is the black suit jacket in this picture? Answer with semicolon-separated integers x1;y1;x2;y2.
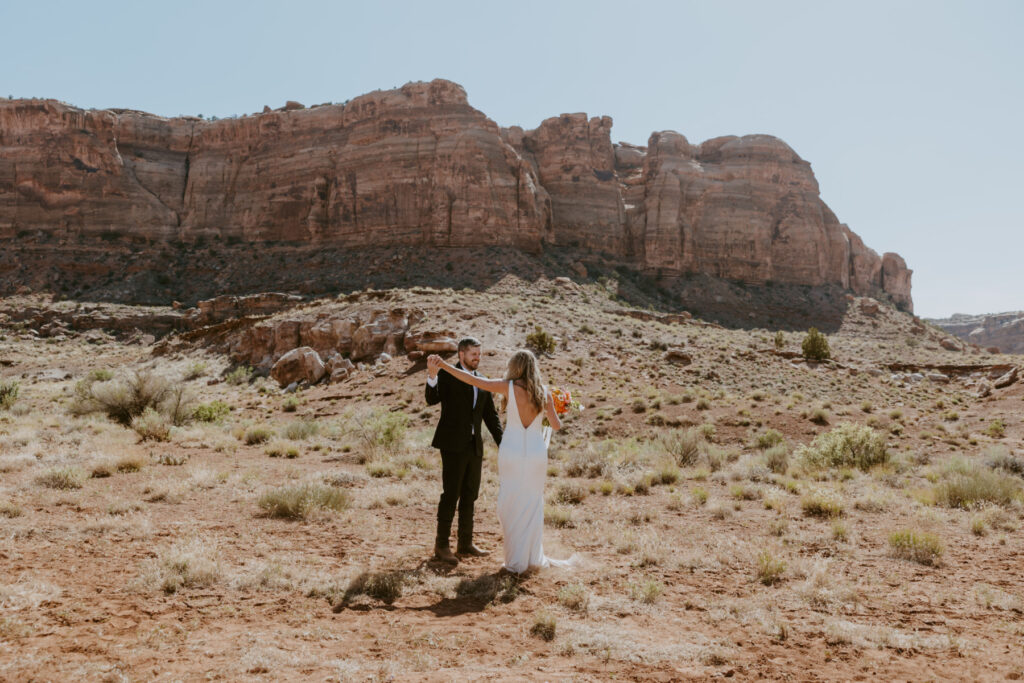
426;362;503;456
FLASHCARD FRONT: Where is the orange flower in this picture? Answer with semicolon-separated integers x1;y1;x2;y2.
550;387;582;415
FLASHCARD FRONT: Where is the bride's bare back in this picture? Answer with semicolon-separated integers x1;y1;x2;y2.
512;381;542;428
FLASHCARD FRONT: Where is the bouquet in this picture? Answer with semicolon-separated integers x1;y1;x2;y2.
550;386;583;416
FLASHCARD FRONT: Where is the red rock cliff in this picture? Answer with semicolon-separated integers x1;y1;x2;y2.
0;79;912;310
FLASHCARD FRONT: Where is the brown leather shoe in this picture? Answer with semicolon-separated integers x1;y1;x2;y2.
456;543;490;557
434;545;458;563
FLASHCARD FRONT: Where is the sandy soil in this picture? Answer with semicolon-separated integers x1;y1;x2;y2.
1;279;1023;681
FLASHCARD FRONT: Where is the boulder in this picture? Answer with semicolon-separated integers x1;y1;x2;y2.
663;349;692;365
270;346;326;387
406;330;458;354
859;299;880;315
926;372;949;383
977;382;992;398
994;367;1018;389
940;338;960;351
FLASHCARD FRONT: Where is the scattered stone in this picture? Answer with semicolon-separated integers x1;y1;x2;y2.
977;382;992;398
926;372;949;383
407;351;424;361
284;382;299;393
271;346;326;387
986;346;1001;354
940;338;960;351
859;299;879;315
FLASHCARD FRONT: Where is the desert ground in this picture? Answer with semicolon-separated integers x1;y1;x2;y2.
1;276;1023;681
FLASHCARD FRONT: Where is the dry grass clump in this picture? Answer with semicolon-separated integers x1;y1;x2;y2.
629;577;664;604
985;446;1024;476
544;504;575;528
338;569;407;607
36;466;86;490
265;440;300;459
565;449;610;478
755;549;786;586
888;529;943;566
557;583;589;612
530;610;557;641
754;429;784;450
763;444;790;474
659;428;702;466
283;419;319;441
0;501;23;518
800;489;844;518
554;483;587;505
193;400;230;423
257;483;351;520
931;465;1021;508
797;423;888;471
0;379;19;409
244;425;274;445
131;407;171;441
142;538;223;594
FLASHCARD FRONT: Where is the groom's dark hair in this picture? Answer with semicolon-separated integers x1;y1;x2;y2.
458;337;481;352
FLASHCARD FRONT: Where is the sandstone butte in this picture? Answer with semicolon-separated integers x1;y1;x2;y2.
0;79;912;311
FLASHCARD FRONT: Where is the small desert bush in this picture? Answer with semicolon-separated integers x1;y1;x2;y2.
115;453;148;473
147;539;223;594
0;380;19;409
629;578;664;604
244;425;274;445
659;428;702;467
809;407;830;425
257;483;351;519
356;409;409;454
695;397;711;411
526;325;556;354
986;446;1024;476
282;396;299;413
554;483;586;505
557;583;589;612
265;440;300;459
0;501;23;518
544;505;574;528
283;419;319;441
36;466;86;490
888;529;943;566
193;400;230;423
755;549;786;586
800;489;844;518
565;449;609;478
801;327;831;361
530;610;557;641
985;419;1005;438
183;361;207;380
72;368;176;425
340;570;407;605
931;466;1021;508
132;407;171;441
763;443;790;474
755;429;784;450
798;423;888;471
225;366;253;385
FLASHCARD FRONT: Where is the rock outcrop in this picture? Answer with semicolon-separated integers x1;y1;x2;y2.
930;312;1024;354
0;79;912;311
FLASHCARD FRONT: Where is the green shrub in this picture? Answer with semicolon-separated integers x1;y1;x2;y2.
0;380;19;409
801;327;831;361
193;400;230;423
360;409;409;453
798;423;888;471
184;361;207;380
282;396;299;413
985;419;1006;438
257;483;351;520
809;407;830;425
773;331;785;350
71;369;188;426
525;325;556;354
888;529;943;565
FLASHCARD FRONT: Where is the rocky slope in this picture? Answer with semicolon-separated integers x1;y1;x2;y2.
0;79;911;312
929;312;1024;354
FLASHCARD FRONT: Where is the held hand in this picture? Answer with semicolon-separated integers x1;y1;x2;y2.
426;354;440;378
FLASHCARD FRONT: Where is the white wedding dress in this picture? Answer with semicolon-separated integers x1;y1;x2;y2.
497;381;575;574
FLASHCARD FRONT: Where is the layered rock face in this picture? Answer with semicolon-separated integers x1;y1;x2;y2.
930;312;1024;354
0;79;912;311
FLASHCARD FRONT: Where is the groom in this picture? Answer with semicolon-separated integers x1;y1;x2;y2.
426;337;503;563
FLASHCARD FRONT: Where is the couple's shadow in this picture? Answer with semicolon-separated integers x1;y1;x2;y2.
333;558;527;616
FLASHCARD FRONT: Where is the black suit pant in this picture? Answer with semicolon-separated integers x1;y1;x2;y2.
436;439;482;548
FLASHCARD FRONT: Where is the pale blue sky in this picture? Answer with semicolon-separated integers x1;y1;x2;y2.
3;0;1021;317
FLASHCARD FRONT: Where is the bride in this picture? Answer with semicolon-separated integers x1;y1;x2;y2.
426;349;575;574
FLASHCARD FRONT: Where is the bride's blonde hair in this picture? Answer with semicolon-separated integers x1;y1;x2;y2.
503;349;545;412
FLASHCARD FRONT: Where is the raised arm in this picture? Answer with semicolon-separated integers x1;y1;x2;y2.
428;355;508;396
544;388;562;431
